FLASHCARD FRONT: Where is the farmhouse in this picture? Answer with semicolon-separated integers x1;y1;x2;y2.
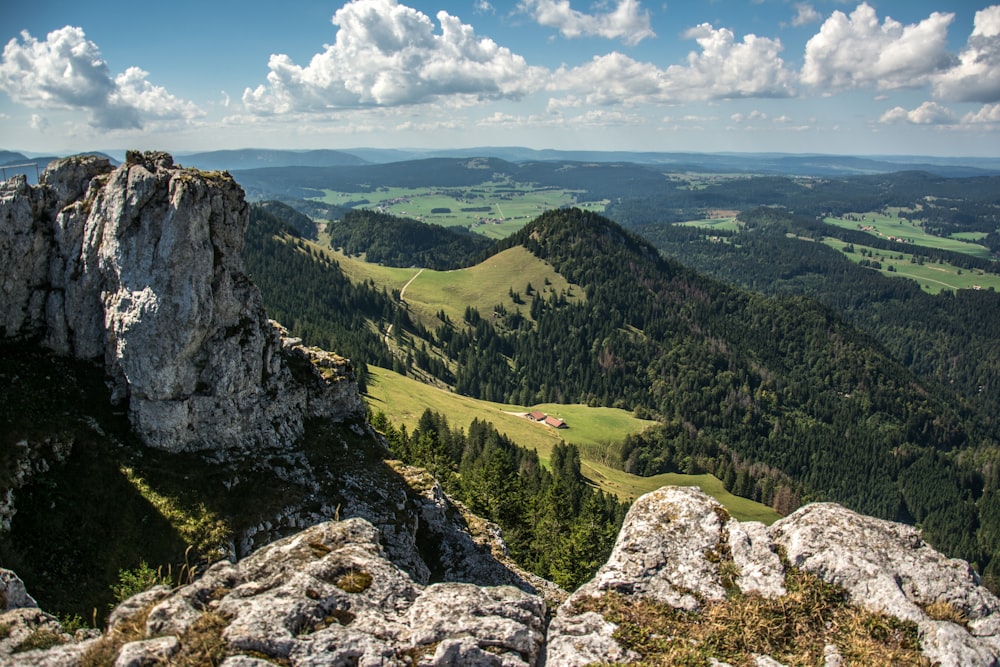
544;416;567;429
522;411;568;428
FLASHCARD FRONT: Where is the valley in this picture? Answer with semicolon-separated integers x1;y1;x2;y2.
241;160;1000;593
4;151;1000;641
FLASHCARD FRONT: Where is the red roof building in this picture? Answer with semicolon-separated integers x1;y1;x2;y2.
544;416;567;429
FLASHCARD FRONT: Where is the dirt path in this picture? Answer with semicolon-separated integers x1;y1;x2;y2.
400;268;424;300
386;268;425;342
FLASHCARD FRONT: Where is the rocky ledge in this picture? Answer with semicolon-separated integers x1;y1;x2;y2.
0;151;362;455
3;486;998;666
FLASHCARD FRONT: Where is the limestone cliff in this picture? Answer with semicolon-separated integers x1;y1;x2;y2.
3;486;999;666
0;151;361;454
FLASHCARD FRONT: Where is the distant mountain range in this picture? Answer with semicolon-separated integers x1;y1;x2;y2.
3;147;1000;179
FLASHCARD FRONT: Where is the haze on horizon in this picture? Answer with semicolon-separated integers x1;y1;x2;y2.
1;0;998;158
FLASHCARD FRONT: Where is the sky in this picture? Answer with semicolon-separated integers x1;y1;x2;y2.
1;0;999;157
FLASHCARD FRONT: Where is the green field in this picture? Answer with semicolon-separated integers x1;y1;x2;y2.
326;245;584;329
677;217;742;232
824;238;1000;294
823;211;994;259
315;181;606;239
365;365;781;524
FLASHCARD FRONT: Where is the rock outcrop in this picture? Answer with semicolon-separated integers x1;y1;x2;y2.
5;486;999;666
547;486;1000;667
0;151;362;454
1;520;548;667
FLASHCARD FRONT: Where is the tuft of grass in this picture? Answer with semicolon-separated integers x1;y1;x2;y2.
573;567;929;666
80;603;154;667
171;612;229;667
922;600;969;628
12;627;66;653
335;569;373;594
308;541;333;558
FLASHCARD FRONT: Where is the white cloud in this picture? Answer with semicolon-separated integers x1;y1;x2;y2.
518;0;655;45
879;101;958;125
934;5;1000;103
0;26;202;130
801;3;955;91
242;0;546;114
791;3;822;27
29;114;48;131
963;103;1000;124
549;25;793;106
667;25;794;99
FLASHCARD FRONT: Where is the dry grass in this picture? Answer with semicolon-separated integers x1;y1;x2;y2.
171;612;229;667
336;569;373;594
79;603;153;667
574;568;929;667
11;627;66;653
922;600;969;627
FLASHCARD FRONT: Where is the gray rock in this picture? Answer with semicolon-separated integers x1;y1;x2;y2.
0;568;37;610
549;486;1000;667
0;151;364;455
113;635;179;667
771;501;1000;667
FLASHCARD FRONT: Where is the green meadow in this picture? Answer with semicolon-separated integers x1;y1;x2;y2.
677;217;742;232
824;238;1000;294
315;182;606;239
365;365;781;524
324;245;584;329
823;211;993;259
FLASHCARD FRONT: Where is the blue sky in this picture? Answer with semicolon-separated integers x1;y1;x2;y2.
2;0;999;156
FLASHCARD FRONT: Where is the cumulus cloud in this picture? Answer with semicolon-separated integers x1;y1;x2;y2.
934;5;1000;103
518;0;655;45
29;114;48;131
791;3;822;27
963;103;1000;124
242;0;546;113
0;26;202;130
801;3;955;91
879;101;958;125
550;24;793;106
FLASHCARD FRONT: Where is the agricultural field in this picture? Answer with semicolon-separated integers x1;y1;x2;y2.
823;210;994;260
365;365;781;524
824;238;1000;294
677;216;741;232
314;181;607;239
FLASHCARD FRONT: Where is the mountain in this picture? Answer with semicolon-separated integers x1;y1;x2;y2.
340;147;1000;176
176;148;369;171
3;152;1000;665
244;202;1000;587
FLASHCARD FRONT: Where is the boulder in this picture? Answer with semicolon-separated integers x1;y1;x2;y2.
7;517;547;667
547;486;1000;667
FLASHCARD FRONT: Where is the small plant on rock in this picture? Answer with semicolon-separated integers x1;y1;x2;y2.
336;569;373;594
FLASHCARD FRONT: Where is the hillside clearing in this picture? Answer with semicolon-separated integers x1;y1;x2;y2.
365;365;781;524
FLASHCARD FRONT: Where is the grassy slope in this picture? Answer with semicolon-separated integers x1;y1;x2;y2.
366;365;781;524
314;183;605;239
327;245;584;329
823;237;1000;294
823;211;993;259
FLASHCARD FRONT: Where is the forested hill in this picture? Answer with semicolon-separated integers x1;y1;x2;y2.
481;209;996;584
247;203;1000;588
328;209;493;270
